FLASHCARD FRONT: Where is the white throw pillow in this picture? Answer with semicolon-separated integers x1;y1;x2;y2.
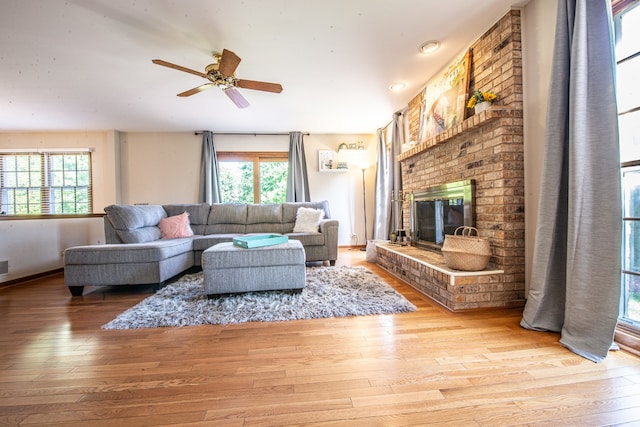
293;207;324;233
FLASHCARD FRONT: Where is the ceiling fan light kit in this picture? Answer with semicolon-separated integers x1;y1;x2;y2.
152;49;282;108
224;87;250;109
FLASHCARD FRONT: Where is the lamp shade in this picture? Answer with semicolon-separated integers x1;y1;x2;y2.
353;159;370;170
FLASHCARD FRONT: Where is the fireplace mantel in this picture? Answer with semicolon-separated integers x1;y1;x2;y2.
398;107;520;162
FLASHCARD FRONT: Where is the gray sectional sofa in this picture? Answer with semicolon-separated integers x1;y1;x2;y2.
64;201;338;296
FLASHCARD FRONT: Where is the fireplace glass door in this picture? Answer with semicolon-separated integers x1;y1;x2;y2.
410;180;474;251
414;198;465;246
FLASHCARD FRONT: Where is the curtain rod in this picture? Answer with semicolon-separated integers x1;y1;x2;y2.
379;107;407;131
194;131;310;136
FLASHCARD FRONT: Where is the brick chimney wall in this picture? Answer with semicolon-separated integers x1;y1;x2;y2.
399;9;525;296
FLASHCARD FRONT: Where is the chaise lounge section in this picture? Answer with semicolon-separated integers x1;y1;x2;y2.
64;201;338;296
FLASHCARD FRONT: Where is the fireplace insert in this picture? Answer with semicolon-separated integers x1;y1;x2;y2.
410;180;475;251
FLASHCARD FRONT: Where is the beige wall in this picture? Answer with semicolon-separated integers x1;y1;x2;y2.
120;132;202;204
522;0;557;292
0;217;104;282
305;134;377;246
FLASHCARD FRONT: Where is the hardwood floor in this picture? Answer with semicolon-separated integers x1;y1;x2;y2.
1;249;640;426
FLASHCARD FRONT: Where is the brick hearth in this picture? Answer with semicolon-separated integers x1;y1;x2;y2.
375;243;529;311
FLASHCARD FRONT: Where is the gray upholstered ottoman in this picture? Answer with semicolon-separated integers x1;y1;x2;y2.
202;240;306;296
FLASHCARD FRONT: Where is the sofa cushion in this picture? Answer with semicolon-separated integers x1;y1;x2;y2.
159;212;194;239
64;239;194;265
104;204;167;244
282;201;330;233
246;204;284;234
202;240;305;269
163;203;210;235
192;234;242;251
293;207;324;232
205;203;247;234
120;227;162;244
104;204;165;229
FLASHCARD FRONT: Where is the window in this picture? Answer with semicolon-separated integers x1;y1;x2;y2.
217;152;288;204
0;150;92;216
616;0;640;351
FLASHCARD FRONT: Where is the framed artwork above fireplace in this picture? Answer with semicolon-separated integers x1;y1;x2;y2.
416;49;472;143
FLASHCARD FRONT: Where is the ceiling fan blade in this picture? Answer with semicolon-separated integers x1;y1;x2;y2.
218;49;241;76
224;87;250;109
237;79;283;93
177;83;215;97
152;59;208;79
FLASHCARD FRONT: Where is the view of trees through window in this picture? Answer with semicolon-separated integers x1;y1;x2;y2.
617;2;640;326
218;152;288;204
259;161;288;203
0;152;91;215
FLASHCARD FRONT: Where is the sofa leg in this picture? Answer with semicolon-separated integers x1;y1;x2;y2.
68;286;84;297
330;260;336;266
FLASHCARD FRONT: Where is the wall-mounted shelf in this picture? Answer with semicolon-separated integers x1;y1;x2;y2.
318;149;349;172
319;141;370;172
320;169;348;173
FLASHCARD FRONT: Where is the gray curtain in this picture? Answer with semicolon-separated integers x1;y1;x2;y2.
373;112;404;240
286;131;311;202
520;0;621;362
199;131;222;204
373;127;391;240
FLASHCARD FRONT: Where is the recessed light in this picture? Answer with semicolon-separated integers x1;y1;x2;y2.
389;82;406;92
419;40;440;54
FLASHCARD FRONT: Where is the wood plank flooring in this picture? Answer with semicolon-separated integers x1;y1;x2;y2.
1;248;640;426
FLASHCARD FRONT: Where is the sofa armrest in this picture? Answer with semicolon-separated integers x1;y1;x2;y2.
319;219;339;231
319;219;339;261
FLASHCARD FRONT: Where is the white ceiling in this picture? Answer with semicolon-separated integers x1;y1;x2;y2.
0;0;525;134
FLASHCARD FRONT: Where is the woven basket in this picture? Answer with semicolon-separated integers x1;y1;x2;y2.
441;226;491;271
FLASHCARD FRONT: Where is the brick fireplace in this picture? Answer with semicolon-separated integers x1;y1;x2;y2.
376;10;526;311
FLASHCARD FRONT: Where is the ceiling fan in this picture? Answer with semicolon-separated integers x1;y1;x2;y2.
152;49;283;109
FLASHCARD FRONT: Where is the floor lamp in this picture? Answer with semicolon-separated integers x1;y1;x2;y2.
357;163;369;251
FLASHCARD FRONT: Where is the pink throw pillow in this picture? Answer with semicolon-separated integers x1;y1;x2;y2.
159;212;193;239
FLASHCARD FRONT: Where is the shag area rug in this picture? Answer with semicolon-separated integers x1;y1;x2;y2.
103;266;416;329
